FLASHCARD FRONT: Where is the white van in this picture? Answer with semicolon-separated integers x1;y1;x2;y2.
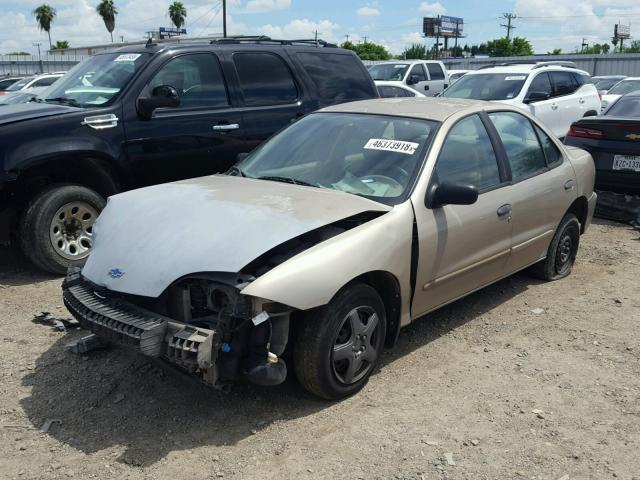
368;60;449;96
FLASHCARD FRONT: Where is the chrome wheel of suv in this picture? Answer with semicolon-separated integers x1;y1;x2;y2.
49;201;98;260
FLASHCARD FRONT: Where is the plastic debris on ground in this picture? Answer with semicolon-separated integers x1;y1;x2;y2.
65;334;109;354
32;311;79;331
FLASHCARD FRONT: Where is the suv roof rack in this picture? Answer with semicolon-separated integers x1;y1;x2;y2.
479;60;578;70
210;35;337;47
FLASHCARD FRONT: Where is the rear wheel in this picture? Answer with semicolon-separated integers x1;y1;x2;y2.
20;184;105;275
293;283;386;400
530;213;580;281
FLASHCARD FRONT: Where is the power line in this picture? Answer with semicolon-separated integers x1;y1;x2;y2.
195;3;223;38
501;13;517;40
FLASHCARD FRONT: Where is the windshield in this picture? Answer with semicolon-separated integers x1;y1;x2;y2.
608;80;640;96
595;78;624;91
6;77;34;91
442;73;529;100
41;52;150;107
234;112;438;205
368;63;409;81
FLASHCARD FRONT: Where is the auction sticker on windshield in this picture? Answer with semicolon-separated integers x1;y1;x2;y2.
114;54;141;62
364;138;419;155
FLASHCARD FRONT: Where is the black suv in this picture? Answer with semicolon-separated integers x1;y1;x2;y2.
0;37;377;273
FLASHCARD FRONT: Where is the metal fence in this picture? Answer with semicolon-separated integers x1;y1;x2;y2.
365;54;640;76
0;54;89;76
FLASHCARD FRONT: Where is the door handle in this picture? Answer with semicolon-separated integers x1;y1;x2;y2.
564;179;575;191
213;123;239;131
551;103;558;110
497;204;512;217
579;98;585;104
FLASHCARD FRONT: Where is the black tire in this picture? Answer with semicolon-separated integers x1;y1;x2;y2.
530;213;580;281
19;184;105;275
293;283;387;400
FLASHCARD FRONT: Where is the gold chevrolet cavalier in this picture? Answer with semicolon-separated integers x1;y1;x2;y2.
62;98;597;399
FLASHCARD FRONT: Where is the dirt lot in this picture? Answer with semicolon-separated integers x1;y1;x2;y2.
1;219;639;480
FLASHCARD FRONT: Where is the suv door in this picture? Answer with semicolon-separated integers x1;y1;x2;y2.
406;63;429;95
549;71;581;137
425;62;447;95
487;111;575;272
524;72;561;135
123;52;245;186
412;114;512;316
230;51;306;152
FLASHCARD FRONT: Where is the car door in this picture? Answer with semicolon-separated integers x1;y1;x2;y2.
523;72;560;135
122;52;245;186
425;62;447;95
406;63;430;95
411;113;513;316
229;51;307;152
487;111;576;272
549;71;581;137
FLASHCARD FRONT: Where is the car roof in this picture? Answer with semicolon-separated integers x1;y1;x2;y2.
466;64;589;75
617;77;640;81
321;97;493;122
105;41;351;56
372;59;441;65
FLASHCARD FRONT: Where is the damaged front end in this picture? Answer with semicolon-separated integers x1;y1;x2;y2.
62;268;291;390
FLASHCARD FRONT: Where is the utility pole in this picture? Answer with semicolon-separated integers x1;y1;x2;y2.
313;29;322;43
222;0;227;38
501;13;516;40
33;42;43;73
581;38;588;53
363;35;368;43
453;19;460;57
344;34;350;43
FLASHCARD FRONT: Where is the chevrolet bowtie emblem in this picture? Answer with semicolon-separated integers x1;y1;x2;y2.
625;133;640;140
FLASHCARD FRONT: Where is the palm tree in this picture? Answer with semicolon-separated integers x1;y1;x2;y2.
168;1;187;35
96;0;118;43
33;4;57;49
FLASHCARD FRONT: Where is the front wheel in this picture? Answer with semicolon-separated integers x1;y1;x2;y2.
293;283;386;400
530;213;580;281
19;184;105;275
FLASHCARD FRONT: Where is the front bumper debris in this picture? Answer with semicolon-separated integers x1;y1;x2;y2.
62;269;222;385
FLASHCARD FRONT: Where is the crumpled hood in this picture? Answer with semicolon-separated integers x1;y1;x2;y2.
0;101;79;126
82;175;391;297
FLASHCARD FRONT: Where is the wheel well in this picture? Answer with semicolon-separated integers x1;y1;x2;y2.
567;196;589;234
16;156;121;205
352;271;402;348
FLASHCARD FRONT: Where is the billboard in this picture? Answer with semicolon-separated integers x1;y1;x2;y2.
423;16;464;38
159;27;187;39
615;23;630;39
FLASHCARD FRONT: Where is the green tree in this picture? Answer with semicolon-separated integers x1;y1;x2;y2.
548;48;562;55
486;37;533;57
8;51;31;56
340;40;390;61
33;4;56;49
624;40;640;53
168;1;187;34
96;0;118;43
402;43;427;60
52;40;69;50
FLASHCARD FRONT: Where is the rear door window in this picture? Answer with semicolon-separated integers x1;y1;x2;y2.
550;71;578;96
426;63;445;80
297;52;376;103
234;52;298;106
534;125;563;167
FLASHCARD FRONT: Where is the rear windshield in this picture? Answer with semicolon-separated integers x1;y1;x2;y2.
595;78;624;90
608;80;640;96
606;96;640;117
368;63;409;81
298;52;376;103
442;73;528;100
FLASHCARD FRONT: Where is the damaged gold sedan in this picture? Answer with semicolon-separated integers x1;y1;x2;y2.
63;98;597;399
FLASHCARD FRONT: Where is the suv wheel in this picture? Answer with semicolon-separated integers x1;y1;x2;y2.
530;213;580;281
20;184;105;274
293;283;386;400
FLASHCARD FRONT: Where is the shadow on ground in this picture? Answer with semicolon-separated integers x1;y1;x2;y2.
19;267;539;467
0;243;61;287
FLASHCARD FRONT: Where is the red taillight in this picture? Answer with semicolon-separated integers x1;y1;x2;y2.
597;90;603;100
567;124;604;139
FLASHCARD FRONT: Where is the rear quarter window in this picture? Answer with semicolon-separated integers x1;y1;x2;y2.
297;52;376;103
426;63;445;80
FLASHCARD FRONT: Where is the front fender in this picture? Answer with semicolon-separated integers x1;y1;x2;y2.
241;201;415;326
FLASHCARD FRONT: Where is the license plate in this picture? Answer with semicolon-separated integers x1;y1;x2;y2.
613;155;640;172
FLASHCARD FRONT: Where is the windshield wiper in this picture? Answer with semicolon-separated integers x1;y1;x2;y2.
44;97;82;108
257;176;319;188
227;166;246;177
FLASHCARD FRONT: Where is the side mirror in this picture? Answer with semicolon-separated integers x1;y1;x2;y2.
407;75;420;85
137;85;180;119
583;110;598;117
427;182;479;209
523;91;550;104
424;85;430;91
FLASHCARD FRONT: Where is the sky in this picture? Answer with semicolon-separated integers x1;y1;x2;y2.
1;0;640;55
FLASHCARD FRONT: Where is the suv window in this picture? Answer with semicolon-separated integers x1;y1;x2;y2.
550;71;578;96
488;112;547;181
435;115;501;191
297;52;376;103
426;63;445;80
534;125;562;167
148;53;229;109
31;76;59;88
409;64;427;82
527;72;552;97
234;52;297;106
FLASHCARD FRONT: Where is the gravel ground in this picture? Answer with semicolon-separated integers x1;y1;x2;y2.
0;219;639;480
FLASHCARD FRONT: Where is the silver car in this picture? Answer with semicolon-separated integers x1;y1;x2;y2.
62;98;597;399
